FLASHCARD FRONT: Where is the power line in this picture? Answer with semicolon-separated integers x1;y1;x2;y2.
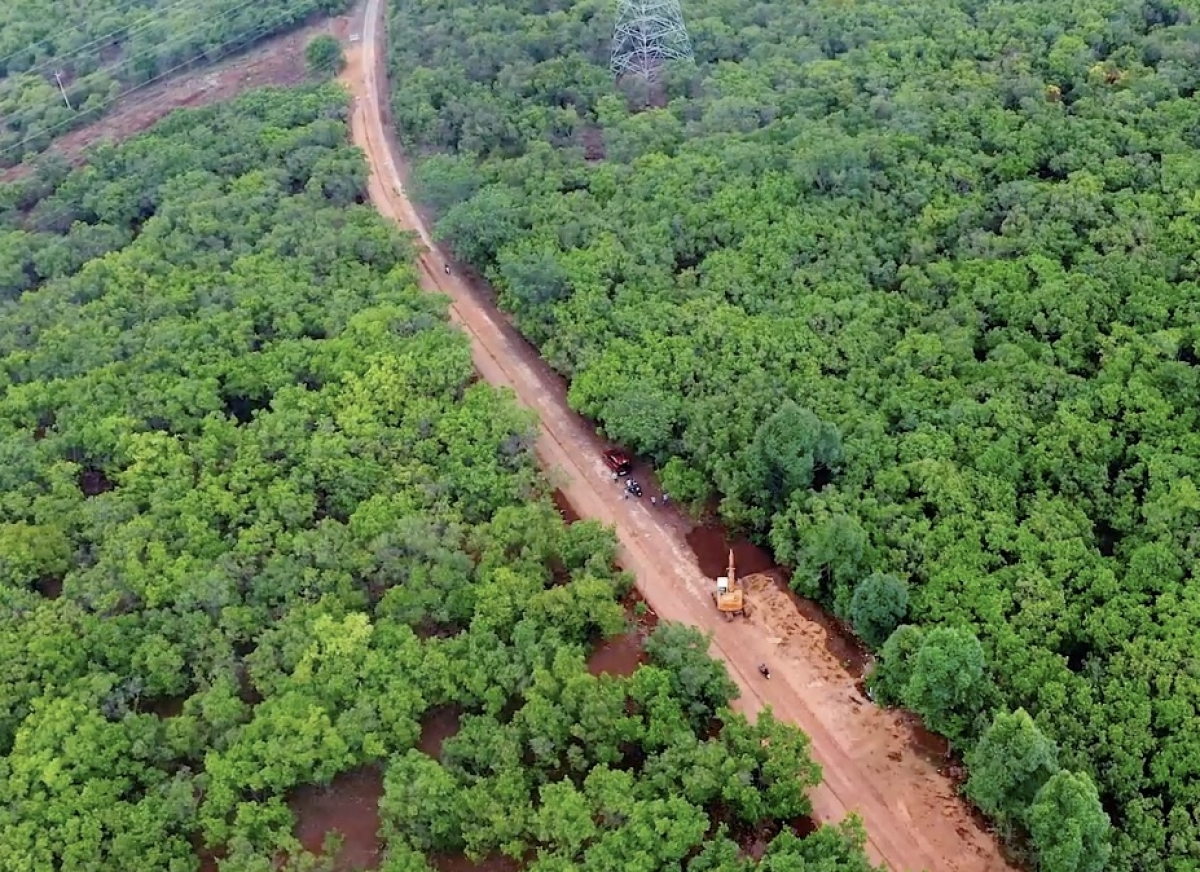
0;0;161;72
1;2;312;164
11;0;286;94
0;0;195;81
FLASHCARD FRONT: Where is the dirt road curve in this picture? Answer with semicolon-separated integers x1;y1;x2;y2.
342;3;1017;870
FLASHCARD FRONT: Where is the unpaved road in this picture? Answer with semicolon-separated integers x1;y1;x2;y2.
343;3;1017;870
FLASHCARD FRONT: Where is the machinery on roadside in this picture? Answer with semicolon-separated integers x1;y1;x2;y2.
713;548;749;620
603;448;633;476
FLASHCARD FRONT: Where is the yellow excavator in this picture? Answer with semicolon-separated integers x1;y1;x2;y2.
713;548;749;620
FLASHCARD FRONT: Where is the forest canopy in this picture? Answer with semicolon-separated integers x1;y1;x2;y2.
0;84;877;872
0;0;350;168
385;0;1200;868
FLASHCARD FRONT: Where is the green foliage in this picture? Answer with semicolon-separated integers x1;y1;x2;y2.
868;624;990;744
965;708;1059;829
718;707;822;821
901;627;988;744
305;35;345;79
1028;771;1113;872
644;622;739;730
386;0;1200;865
412;153;483;219
848;573;908;649
759;820;880;872
0;0;351;167
777;509;871;614
659;456;712;509
867;625;925;705
0;521;71;587
748;402;843;505
0;84;873;872
380;751;465;853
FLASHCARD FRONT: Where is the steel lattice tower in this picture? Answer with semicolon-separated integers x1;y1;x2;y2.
610;0;693;83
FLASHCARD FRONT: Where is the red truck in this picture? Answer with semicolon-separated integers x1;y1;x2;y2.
603;448;632;477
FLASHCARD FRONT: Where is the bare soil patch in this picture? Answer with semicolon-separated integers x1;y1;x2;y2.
418;705;463;761
550;488;579;523
587;627;645;677
289;765;384;871
35;576;63;598
77;467;114;497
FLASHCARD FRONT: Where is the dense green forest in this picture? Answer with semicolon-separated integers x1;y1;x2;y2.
386;0;1200;868
0;0;349;168
0;85;879;872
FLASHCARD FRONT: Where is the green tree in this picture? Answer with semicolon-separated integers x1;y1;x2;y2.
413;153;484;219
965;708;1060;828
760;819;881;872
749;402;843;504
305;35;346;79
380;751;465;853
686;830;751;872
867;625;925;705
436;185;524;266
848;573;909;649
0;522;71;588
644;623;739;730
1028;771;1112;872
533;780;597;859
901;627;988;742
718;707;822;821
784;511;871;616
380;840;436;872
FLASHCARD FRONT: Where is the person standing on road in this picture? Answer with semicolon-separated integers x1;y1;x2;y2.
444;263;451;275
650;496;657;506
662;493;670;506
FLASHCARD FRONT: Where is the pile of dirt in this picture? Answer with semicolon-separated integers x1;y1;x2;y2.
740;572;859;687
738;571;872;679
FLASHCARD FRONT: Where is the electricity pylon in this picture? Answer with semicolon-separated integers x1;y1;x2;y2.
610;0;693;83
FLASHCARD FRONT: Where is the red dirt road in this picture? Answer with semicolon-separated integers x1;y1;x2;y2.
342;3;1017;871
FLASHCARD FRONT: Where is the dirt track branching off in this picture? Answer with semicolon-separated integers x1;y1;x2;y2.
1;17;347;183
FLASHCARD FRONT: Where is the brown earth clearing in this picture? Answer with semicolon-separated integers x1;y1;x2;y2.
289;766;385;871
417;706;463;761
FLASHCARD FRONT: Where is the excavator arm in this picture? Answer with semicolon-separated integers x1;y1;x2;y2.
713;548;746;618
